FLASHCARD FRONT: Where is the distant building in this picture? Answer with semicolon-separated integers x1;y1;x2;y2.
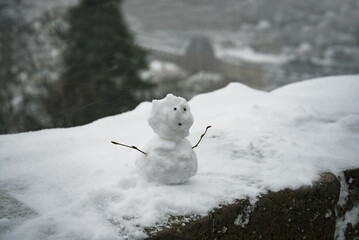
182;35;219;73
142;35;275;90
144;35;219;74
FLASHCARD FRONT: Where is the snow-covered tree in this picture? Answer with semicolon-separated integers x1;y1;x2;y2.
52;0;149;127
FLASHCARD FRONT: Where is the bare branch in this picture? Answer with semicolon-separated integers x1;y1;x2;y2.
192;126;212;149
111;141;147;155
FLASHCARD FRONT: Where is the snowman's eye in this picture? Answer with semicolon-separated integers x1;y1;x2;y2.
184;108;187;111
174;107;177;111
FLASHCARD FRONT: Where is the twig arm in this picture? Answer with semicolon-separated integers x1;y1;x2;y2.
111;141;147;155
192;126;212;149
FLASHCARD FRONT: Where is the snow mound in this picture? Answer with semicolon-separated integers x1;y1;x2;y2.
0;75;359;239
272;75;359;117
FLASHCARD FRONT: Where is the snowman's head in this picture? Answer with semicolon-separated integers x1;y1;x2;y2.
148;94;194;141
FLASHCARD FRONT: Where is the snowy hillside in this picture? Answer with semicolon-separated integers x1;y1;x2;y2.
1;75;359;239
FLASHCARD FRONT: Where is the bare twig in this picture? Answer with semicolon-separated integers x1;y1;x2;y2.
192;126;212;149
111;141;147;155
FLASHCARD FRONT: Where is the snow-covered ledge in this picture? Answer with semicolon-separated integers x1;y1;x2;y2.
0;75;358;239
147;172;342;239
146;169;358;239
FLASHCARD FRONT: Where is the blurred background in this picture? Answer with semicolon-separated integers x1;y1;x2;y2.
1;0;359;134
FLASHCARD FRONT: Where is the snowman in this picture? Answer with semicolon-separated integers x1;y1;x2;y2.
112;94;210;184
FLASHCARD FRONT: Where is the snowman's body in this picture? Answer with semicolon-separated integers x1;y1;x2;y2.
136;94;198;184
137;136;197;184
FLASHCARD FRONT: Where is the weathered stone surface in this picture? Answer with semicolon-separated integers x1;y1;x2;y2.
344;169;359;190
147;172;340;240
345;223;359;240
343;168;359;239
344;168;359;190
344;169;359;211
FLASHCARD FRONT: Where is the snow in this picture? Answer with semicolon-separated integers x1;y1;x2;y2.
1;75;359;239
272;75;359;119
256;19;271;30
234;205;253;228
218;47;288;64
147;61;180;73
136;94;197;184
334;172;358;240
184;72;223;93
140;61;187;84
335;204;359;240
136;135;197;185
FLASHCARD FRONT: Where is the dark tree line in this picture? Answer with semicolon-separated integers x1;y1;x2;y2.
47;0;150;127
0;0;37;133
0;0;151;133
